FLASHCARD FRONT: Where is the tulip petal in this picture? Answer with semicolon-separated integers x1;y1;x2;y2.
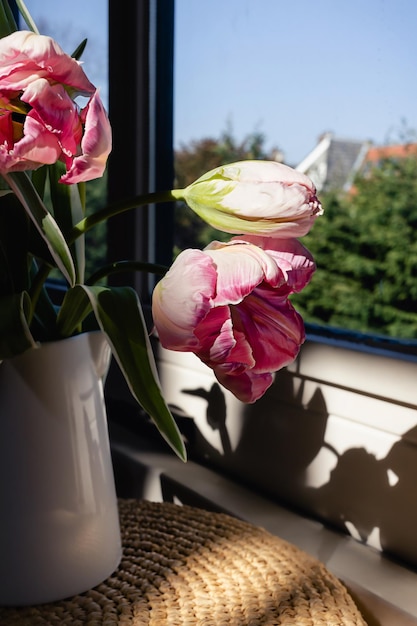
0;32;111;182
12;114;61;165
193;308;256;372
233;286;305;373
236;235;316;293
183;160;323;238
61;91;112;184
152;236;314;404
152;249;217;350
0;31;94;94
215;368;274;404
21;79;81;157
195;309;236;360
204;240;284;305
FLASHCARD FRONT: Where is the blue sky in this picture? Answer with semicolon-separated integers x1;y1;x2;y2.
26;0;417;165
175;0;417;164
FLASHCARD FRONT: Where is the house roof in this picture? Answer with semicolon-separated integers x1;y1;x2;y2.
363;143;417;164
296;133;417;193
296;132;370;192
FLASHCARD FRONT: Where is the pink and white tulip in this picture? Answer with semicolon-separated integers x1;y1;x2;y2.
152;237;316;403
181;160;323;238
0;31;111;183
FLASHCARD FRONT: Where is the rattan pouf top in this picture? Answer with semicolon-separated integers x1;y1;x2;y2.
1;499;367;625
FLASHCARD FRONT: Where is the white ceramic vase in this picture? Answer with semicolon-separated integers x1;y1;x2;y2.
0;331;122;606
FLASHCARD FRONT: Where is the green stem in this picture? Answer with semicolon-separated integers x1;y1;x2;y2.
15;0;39;33
28;263;52;314
69;189;185;244
86;260;168;286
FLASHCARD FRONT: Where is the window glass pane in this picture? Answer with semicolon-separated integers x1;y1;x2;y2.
22;0;109;279
174;0;417;342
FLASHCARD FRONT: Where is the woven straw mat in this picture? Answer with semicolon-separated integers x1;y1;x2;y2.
0;498;367;625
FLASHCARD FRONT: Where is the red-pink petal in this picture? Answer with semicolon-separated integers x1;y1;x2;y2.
152;249;217;350
21;79;81;156
152;237;312;404
204;240;284;305
214;368;274;403
0;31;94;94
233;287;305;373
12;114;61;165
60;91;112;184
235;235;316;293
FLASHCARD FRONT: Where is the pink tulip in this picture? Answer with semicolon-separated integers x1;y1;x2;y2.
0;31;111;183
152;237;315;403
181;160;323;238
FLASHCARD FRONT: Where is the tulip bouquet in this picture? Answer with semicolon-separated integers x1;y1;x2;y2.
0;0;322;461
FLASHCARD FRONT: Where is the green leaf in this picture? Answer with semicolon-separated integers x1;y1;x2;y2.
0;177;12;195
65;284;187;461
3;171;76;286
27;261;60;342
71;38;87;60
48;163;85;283
0;0;17;37
0;292;37;359
56;286;93;336
31;165;48;199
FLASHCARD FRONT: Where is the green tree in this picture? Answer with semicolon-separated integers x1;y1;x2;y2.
292;155;417;339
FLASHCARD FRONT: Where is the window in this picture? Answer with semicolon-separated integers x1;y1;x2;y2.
173;0;417;345
23;0;109;280
156;0;417;582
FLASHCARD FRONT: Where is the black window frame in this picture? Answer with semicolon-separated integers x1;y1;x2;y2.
107;0;175;302
104;0;177;413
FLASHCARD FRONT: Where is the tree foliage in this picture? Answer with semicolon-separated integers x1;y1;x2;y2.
291;155;417;339
174;129;417;339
